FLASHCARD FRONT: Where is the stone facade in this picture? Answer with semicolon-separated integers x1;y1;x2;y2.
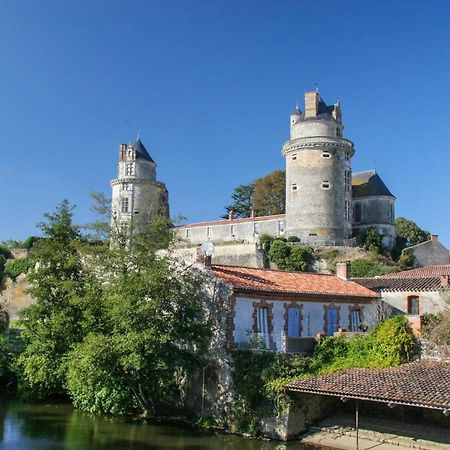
110;139;169;232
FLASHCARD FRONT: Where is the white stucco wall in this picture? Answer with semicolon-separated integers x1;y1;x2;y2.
380;290;448;315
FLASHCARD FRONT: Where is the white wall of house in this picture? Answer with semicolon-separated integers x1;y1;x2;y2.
381;290;448;315
233;296;369;350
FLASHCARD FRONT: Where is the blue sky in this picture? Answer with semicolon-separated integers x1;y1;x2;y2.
1;0;450;247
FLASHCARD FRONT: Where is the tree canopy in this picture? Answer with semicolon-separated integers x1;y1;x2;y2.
395;217;430;248
17;199;214;417
223;184;254;218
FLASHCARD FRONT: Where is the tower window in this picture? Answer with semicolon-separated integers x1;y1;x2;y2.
345;152;350;160
206;227;211;238
321;181;330;189
122;182;132;191
231;225;236;237
322;151;331;158
291;183;298;191
336;128;341;137
253;223;259;236
345;200;351;221
121;198;129;213
186;229;190;238
344;170;351;192
291;154;297;161
126;163;135;176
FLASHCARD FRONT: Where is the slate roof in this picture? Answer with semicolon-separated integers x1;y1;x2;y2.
177;214;285;229
209;265;378;299
286;360;450;411
352;170;395;198
298;98;336;122
131;139;155;163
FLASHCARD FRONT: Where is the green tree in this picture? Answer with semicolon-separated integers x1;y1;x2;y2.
395;217;430;254
253;170;285;216
285;246;312;272
4;258;31;281
363;228;383;254
267;239;290;269
223;184;254;219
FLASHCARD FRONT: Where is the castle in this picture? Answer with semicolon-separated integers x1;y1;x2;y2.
111;90;396;255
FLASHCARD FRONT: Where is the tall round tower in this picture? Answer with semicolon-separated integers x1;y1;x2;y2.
282;91;354;244
110;139;169;232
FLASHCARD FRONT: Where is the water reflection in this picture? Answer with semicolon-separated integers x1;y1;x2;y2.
0;399;315;450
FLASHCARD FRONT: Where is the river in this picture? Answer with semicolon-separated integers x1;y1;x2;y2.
0;399;316;450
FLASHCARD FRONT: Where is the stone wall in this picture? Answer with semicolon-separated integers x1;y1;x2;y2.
0;274;34;320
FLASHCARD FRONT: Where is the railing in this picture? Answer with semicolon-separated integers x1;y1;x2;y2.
292;238;359;248
235;332;315;354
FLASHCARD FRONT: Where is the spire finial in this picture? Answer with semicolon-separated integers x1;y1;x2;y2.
136;129;142;140
315;82;319;93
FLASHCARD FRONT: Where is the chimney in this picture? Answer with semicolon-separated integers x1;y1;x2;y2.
431;234;438;242
336;261;351;280
250;209;255;218
440;275;449;287
228;210;234;220
304;91;319;118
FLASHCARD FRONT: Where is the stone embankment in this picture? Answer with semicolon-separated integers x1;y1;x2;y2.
300;413;450;450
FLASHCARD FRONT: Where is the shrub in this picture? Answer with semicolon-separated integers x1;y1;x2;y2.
287;236;300;243
363;228;383;254
398;252;414;270
285;246;312;271
267;239;290;269
351;258;382;277
4;258;31;281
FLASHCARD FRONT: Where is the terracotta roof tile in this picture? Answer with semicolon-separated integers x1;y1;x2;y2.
286;360;450;411
354;276;445;292
383;265;450;278
209;265;378;299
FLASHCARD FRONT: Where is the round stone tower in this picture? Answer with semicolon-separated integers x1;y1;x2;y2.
110;139;169;232
282;91;355;244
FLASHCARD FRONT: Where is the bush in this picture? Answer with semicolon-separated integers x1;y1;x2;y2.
351;258;383;277
398;252;414;270
287;236;300;243
4;258;31;281
285;245;312;271
267;239;290;269
363;228;383;254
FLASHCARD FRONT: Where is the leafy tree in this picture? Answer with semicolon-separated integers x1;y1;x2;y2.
285;246;312;271
267;239;290;269
267;239;312;272
395;217;430;251
363;228;383;254
223;184;254;219
253;170;285;216
17;200;97;397
4;258;31;281
398;252;414;270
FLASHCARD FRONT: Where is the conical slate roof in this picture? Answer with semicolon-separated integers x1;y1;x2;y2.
131;139;155;164
352;170;395;198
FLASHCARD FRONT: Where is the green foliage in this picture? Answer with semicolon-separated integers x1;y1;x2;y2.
287;236;300;243
231;317;415;433
363;228;383;254
223;184;254;219
4;258;31;280
0;245;12;259
422;308;450;346
266;239;312;272
394;217;431;258
253;170;285;216
350;258;396;277
398;251;415;270
17;199;213;418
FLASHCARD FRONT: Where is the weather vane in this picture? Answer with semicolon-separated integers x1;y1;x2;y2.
136;129;142;140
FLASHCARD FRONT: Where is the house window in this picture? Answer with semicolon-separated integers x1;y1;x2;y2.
354;203;362;223
291;183;298;191
287;307;301;337
206;227;211;238
126;162;135;176
253;223;259;236
186;229;190;239
407;296;420;315
292;154;297;161
324;305;340;336
322;151;331;158
349;308;362;332
345;200;351;221
121;198;129;213
231;224;236;236
344;170;351;192
278;220;285;234
322;181;330;189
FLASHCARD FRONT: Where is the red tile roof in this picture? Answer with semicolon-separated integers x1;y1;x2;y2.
383;265;450;278
286;361;450;411
354;276;446;292
209;265;378;299
177;214;285;228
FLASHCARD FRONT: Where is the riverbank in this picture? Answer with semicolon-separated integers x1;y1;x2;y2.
300;413;450;449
